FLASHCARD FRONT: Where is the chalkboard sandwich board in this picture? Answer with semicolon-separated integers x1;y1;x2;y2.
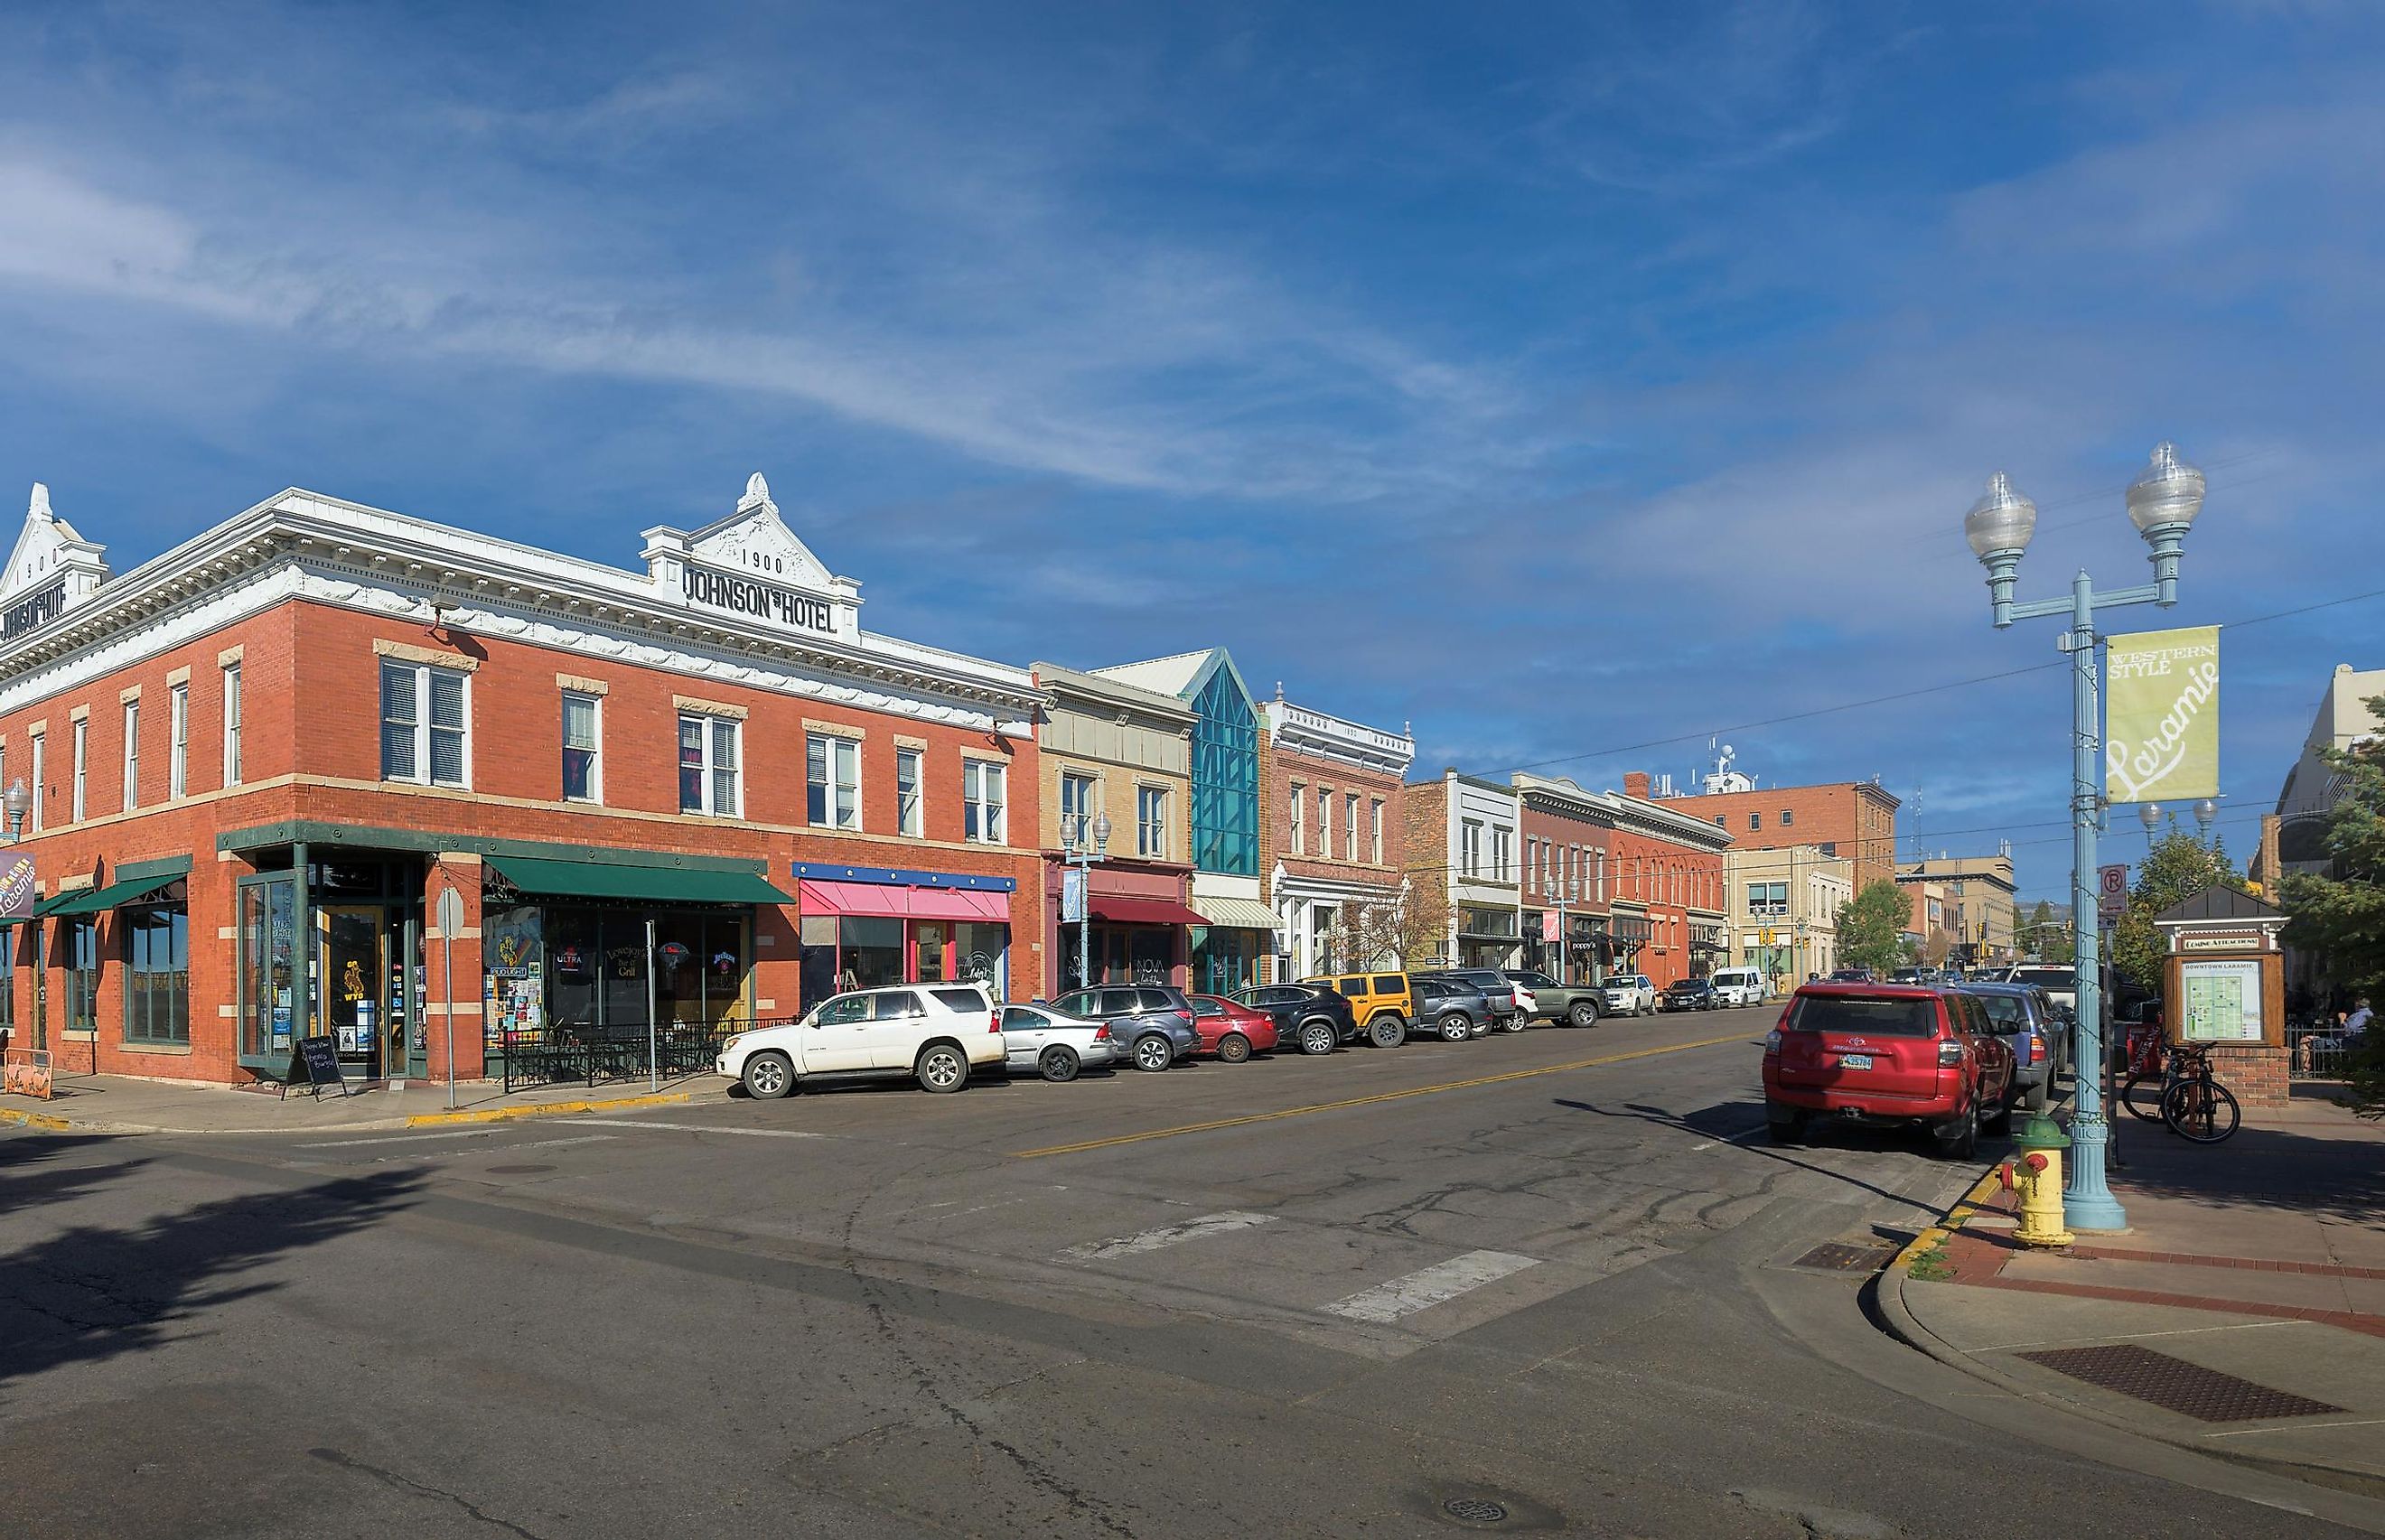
295;1035;352;1098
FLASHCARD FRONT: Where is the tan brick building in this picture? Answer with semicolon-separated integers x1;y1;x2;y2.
1897;853;2018;967
1260;691;1413;978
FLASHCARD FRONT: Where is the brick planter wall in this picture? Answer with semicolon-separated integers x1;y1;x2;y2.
2211;1043;2289;1108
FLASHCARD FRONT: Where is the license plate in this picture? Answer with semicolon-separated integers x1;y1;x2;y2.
1838;1053;1874;1070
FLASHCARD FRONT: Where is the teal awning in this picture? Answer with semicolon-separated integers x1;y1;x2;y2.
35;875;181;917
483;855;793;907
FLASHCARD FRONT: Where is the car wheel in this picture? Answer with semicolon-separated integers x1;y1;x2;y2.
916;1043;968;1094
1932;1097;1979;1161
1298;1020;1336;1056
1368;1013;1406;1049
1501;1013;1529;1034
1216;1032;1251;1065
1038;1045;1080;1083
1133;1033;1173;1072
1438;1013;1472;1043
1568;1001;1598;1029
1765;1104;1808;1144
741;1050;794;1100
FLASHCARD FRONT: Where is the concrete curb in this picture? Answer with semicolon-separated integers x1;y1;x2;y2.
1876;1176;2385;1502
1;1088;698;1136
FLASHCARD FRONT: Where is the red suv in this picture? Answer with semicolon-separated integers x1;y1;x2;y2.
1762;984;2016;1159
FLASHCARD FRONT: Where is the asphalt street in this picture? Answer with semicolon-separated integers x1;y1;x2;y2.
5;1004;2378;1538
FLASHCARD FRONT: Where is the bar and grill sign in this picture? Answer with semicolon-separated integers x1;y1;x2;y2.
2105;626;2219;804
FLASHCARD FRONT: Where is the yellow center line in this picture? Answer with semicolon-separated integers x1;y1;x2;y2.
1010;1031;1755;1159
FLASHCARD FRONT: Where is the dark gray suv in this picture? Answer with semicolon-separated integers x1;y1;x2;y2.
1411;976;1494;1041
1048;985;1202;1072
1421;968;1525;1032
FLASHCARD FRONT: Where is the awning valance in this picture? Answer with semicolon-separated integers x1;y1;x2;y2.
483;855;793;907
1091;896;1211;928
799;878;1010;921
35;876;181;917
1189;895;1279;931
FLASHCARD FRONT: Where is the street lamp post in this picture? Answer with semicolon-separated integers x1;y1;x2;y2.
2;779;29;843
1966;441;2204;1232
1060;809;1113;993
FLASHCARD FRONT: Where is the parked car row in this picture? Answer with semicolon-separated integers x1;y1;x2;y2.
716;964;1772;1098
1761;977;2075;1159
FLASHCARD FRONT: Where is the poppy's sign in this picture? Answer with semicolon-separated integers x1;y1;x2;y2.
0;854;34;922
2106;626;2220;804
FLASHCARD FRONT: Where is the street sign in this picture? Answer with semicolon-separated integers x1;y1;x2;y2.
2097;863;2129;919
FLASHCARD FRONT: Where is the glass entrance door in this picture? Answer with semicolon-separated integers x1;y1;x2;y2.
320;905;394;1078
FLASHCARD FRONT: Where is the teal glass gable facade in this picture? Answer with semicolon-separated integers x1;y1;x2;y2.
1188;660;1259;876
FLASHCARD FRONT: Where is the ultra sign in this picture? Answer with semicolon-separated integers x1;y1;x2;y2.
681;564;835;634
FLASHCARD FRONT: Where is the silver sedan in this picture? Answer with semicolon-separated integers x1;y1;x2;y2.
998;1003;1120;1082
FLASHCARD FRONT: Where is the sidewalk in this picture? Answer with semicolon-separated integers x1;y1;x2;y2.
0;1069;713;1134
1885;1095;2385;1496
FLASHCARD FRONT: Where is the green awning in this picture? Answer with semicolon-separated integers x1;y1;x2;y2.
36;876;181;917
483;854;793;907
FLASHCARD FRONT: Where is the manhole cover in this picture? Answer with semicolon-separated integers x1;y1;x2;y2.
2019;1344;2346;1423
483;1163;556;1175
1443;1497;1509;1525
1793;1241;1893;1273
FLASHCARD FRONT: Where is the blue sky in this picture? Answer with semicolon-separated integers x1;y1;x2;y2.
3;1;2379;901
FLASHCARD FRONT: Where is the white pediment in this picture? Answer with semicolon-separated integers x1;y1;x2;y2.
640;472;862;645
1;484;110;642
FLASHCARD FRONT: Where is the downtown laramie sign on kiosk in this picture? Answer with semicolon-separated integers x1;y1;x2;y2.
0;471;1048;1088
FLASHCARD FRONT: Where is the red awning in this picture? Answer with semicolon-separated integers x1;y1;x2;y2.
1089;896;1209;928
798;879;1011;921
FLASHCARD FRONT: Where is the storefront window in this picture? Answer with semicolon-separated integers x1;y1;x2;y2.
238;877;301;1058
956;922;1007;994
800;915;837;1014
66;919;99;1032
1192;926;1256;995
838;916;904;990
534;907;750;1034
124;904;190;1044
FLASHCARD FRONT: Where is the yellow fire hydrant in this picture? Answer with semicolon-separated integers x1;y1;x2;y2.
2006;1114;2074;1248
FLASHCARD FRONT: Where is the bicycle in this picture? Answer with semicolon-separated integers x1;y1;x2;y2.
2118;1025;2173;1123
2157;1043;2240;1143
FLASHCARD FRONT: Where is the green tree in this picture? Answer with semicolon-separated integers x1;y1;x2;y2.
2023;901;2074;964
2278;694;2385;1117
2110;826;2246;993
1836;879;1912;975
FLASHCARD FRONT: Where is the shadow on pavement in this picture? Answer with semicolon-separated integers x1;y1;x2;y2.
0;1162;422;1395
2107;1116;2385;1225
1552;1096;1964;1217
0;1134;150;1219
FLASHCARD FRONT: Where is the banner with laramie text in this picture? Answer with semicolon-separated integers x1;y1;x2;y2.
2105;625;2220;804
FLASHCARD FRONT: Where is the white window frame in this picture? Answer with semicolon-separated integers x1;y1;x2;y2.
1370;798;1384;864
169;682;191;798
895;747;923;837
1492;825;1513;882
1318;787;1332;857
678;713;741;817
561;690;603;804
28;733;42;831
1460;818;1482;877
807;732;861;830
1290;782;1306;854
1061;770;1095;838
379;663;467;789
1136;784;1167;858
70;718;87;823
1343;792;1360;861
122;699;139;811
963;759;1006;845
221;663;242;787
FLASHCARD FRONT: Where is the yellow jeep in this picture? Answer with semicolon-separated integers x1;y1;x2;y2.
1304;973;1412;1049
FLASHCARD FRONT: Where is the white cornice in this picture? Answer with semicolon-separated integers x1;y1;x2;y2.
1264;698;1415;774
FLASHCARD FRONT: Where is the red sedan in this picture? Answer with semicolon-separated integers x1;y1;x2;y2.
1188;994;1280;1063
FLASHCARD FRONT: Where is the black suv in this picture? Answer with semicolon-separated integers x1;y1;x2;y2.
1230;983;1361;1056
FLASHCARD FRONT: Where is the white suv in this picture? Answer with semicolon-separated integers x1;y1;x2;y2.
718;984;1005;1098
1598;973;1657;1017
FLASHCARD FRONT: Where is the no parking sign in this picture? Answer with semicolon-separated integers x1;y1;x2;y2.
2097;863;2129;919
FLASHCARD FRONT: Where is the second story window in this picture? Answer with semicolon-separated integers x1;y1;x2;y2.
380;661;467;788
1136;785;1166;857
1062;771;1095;838
122;700;138;811
1290;783;1306;854
1460;818;1482;877
70;717;87;822
1344;793;1359;861
896;748;923;836
222;663;242;786
1747;811;1760;832
561;692;601;802
170;681;191;798
1781;807;1794;827
29;732;43;830
963;760;1005;845
1492;826;1513;882
1318;788;1332;855
1370;799;1384;863
678;714;740;817
807;733;860;829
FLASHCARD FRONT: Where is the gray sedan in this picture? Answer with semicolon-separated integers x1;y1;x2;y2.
998;1003;1120;1082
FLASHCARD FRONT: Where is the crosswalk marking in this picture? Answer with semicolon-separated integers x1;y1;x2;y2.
1319;1250;1541;1323
1063;1210;1275;1262
569;1119;822;1139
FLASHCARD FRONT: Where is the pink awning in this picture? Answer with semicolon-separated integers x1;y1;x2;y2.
799;879;1010;921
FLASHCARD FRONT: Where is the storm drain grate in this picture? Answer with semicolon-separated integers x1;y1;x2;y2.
1442;1497;1509;1525
1793;1241;1894;1273
2017;1344;2346;1423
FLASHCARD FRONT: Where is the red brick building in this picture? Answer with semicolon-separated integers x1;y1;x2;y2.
1609;772;1732;989
0;475;1046;1086
1656;776;1901;892
1513;772;1611;983
1260;691;1413;979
